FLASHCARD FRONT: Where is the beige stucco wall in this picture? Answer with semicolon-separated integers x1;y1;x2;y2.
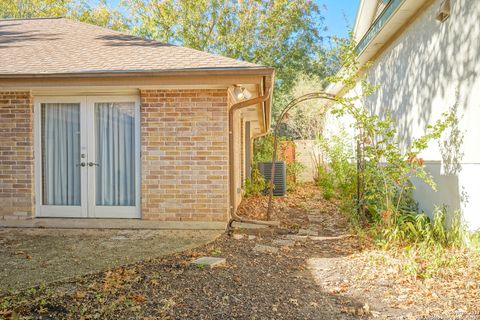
329;0;480;230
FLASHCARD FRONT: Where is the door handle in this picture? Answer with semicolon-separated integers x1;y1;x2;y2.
76;162;86;167
88;162;99;167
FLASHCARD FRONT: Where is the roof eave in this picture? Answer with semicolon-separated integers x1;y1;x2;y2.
0;67;275;79
327;0;432;96
355;0;431;64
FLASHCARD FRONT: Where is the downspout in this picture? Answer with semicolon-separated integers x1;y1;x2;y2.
227;82;279;231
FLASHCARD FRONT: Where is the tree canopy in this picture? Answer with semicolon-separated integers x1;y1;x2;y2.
0;0;336;116
123;0;330;106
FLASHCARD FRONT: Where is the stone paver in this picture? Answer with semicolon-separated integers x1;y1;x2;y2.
191;257;226;269
310;235;352;241
307;215;323;223
253;244;279;254
298;229;319;236
284;234;308;241
272;239;295;247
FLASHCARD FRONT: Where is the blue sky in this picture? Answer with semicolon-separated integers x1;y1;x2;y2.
100;0;359;40
316;0;360;39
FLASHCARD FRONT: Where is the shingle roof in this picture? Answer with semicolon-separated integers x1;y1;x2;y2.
0;17;268;76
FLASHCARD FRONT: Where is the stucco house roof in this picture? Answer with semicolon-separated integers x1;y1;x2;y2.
0;17;270;77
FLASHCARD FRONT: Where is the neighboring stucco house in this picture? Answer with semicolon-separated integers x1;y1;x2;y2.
328;0;480;230
0;17;273;226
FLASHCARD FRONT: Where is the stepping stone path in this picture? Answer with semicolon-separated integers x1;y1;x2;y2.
232;234;257;240
272;239;295;247
253;244;279;254
308;215;323;223
298;229;319;236
310;235;352;241
191;257;226;269
283;234;308;241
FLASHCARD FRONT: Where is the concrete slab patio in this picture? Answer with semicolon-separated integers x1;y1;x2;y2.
0;218;226;230
0;228;221;294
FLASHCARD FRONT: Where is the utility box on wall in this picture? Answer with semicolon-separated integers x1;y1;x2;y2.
258;161;287;196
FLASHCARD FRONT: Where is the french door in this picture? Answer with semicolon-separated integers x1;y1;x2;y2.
35;96;140;218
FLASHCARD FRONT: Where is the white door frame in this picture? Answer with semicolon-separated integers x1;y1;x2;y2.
86;96;141;218
34;96;88;218
34;95;141;219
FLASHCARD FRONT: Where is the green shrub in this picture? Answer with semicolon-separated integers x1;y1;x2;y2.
379;206;467;248
374;207;474;279
244;167;267;197
317;165;335;200
323;36;477;280
253;134;276;163
326;36;455;225
286;160;305;191
316;130;357;219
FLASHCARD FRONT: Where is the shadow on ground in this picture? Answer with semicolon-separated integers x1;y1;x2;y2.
0;184;372;319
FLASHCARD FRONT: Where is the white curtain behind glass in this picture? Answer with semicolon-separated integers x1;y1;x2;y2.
42;103;81;205
95;102;135;206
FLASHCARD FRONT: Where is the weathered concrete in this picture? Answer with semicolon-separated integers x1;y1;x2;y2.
310;235;353;241
0;228;222;293
191;257;226;269
231;221;279;229
273;239;295;247
253;245;279;254
232;234;245;240
284;234;309;241
307;215;323;223
298;229;319;236
0;218;226;230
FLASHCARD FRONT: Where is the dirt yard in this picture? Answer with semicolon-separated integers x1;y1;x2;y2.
0;184;478;319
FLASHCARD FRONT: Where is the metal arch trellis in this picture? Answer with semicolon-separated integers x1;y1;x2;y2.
265;92;339;220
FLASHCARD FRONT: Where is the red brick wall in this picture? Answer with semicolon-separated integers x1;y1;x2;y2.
140;89;229;221
0;91;34;220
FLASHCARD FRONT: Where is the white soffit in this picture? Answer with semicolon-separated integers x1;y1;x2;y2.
358;0;430;65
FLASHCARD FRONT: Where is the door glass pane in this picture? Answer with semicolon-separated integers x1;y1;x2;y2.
41;103;81;205
95;102;135;206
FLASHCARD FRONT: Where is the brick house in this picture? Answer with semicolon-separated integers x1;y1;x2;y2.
0;18;274;227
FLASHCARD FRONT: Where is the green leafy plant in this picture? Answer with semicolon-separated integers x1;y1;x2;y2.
317;165;335;200
317;131;356;196
286;160;305;191
244;167;267;197
325;36;455;225
379;207;466;248
209;248;222;256
253;134;278;163
320;36;479;279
